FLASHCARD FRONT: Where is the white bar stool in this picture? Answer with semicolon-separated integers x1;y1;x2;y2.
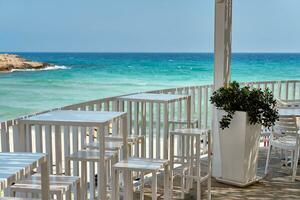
65;150;118;200
112;157;171;200
170;128;211;200
7;174;80;200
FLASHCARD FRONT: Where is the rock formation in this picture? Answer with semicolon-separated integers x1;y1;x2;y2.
0;54;52;72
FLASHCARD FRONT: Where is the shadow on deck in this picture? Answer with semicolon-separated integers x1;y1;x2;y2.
134;147;300;199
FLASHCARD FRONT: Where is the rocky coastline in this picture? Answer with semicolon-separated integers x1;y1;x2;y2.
0;54;52;72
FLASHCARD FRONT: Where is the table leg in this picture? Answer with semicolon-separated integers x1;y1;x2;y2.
163;103;169;159
196;135;201;200
81;161;87;200
208;131;212;200
169;133;174;200
98;125;107;200
41;156;50;200
122;115;128;160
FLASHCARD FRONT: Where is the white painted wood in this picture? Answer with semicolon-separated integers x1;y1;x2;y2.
0;152;50;200
98;125;107;200
163;103;169;159
149;103;154;158
152;172;157;200
278;108;300;116
156;103;161;159
35;125;42;153
22;110;126;126
54;125;62;175
45;125;53;174
119;93;189;103
134;102;139;157
72;127;79;176
12;125;19;152
0;122;9;152
265;116;300;182
212;0;233;178
9;174;79;200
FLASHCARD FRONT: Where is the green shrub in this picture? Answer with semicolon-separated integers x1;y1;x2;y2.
210;81;279;129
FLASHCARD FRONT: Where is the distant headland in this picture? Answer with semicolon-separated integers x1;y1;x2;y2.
0;54;52;72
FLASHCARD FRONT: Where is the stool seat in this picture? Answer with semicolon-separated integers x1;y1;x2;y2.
169;118;198;125
66;150;117;162
8;174;80;200
106;134;144;143
84;141;123;151
0;198;41;200
9;174;79;194
171;128;209;136
113;157;169;172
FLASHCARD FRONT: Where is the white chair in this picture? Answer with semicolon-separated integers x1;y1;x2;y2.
65;150;118;200
277;98;300;108
170;128;211;200
265;116;300;181
7;174;80;200
112;157;171;200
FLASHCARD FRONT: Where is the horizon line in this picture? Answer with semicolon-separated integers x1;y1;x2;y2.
1;51;300;54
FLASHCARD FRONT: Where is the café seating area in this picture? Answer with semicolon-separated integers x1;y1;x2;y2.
0;80;299;199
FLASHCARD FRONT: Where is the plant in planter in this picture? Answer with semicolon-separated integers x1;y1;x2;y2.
210;81;279;186
210;81;279;129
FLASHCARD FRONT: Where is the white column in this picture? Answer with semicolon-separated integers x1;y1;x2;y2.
212;0;232;177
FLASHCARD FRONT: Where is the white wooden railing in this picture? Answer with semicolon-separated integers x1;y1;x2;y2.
0;80;300;175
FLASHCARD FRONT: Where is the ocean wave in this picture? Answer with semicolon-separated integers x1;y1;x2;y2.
10;65;71;72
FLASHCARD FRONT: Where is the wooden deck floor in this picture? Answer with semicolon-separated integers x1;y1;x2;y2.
134;147;300;200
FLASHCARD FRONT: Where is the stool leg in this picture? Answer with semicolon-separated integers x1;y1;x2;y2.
140;172;144;200
66;188;71;200
65;158;70;176
76;180;81;200
164;164;171;200
170;133;174;200
112;168;119;200
196;135;201;200
152;171;157;200
124;170;133;200
89;162;95;200
142;137;146;158
81;161;87;200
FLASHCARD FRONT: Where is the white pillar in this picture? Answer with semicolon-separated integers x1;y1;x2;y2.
212;0;232;177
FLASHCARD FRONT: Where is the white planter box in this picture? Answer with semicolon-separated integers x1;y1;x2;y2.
217;111;261;186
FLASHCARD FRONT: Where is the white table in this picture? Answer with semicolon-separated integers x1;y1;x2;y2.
278;108;300;117
18;110;128;200
0;152;49;200
118;93;191;159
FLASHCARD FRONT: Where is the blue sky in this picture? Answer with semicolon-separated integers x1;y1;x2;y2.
0;0;299;52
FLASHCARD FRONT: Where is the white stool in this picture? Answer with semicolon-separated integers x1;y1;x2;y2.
112;157;171;200
65;150;118;200
169;118;199;129
7;174;80;200
106;135;146;158
170;128;211;200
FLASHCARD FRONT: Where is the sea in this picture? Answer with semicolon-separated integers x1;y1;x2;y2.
0;53;300;121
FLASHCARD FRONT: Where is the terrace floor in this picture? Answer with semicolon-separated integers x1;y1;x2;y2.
134;147;300;199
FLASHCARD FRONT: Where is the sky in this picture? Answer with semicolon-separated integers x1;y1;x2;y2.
0;0;299;53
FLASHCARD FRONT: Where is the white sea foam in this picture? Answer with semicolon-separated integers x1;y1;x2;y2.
10;65;71;72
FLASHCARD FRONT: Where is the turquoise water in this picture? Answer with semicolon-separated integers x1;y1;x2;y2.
0;53;300;121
